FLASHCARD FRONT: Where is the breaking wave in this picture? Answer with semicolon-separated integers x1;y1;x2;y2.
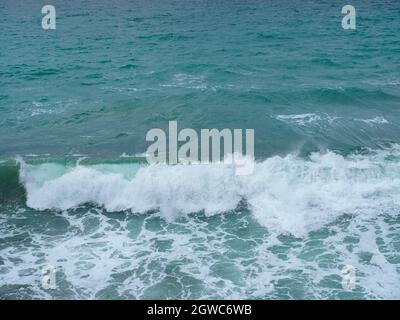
16;145;400;236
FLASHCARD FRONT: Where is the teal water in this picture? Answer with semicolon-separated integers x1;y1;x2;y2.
1;0;400;299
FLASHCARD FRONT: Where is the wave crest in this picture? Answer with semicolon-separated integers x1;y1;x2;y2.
18;146;400;235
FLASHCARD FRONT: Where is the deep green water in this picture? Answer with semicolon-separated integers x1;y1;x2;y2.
1;0;400;299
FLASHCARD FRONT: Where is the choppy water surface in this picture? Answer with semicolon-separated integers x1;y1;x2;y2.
1;0;400;299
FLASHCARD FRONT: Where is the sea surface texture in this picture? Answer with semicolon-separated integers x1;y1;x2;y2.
1;0;400;299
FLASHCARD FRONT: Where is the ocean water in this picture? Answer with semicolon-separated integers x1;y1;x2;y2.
1;0;400;299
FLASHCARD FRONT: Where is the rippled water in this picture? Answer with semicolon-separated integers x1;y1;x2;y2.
1;0;400;299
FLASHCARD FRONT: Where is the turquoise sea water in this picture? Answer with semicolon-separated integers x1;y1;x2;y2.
1;0;400;299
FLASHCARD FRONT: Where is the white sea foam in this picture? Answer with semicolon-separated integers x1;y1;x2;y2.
160;73;214;91
276;113;339;126
364;79;400;87
355;116;389;125
29;100;75;117
18;146;400;236
3;147;400;299
119;152;147;158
